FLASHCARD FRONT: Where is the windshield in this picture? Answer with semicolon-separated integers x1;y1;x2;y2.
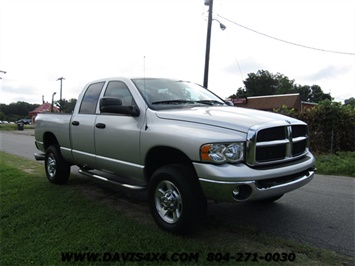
132;78;226;110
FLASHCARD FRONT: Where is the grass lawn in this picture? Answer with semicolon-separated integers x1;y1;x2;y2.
315;152;355;177
0;151;353;265
0;124;35;131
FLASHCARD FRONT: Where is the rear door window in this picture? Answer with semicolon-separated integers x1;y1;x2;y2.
79;82;105;114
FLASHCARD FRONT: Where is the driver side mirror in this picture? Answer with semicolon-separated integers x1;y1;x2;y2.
224;100;234;106
100;97;140;117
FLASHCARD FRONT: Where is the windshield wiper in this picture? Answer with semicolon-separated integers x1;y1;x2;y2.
195;100;225;106
152;100;195;105
151;99;225;106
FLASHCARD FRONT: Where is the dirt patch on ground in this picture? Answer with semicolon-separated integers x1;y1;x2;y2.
23;168;36;174
18;162;42;175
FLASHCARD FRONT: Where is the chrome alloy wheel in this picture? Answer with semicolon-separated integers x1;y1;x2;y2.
46;153;57;179
154;180;183;224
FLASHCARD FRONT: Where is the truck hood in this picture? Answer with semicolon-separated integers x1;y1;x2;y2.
155;107;301;133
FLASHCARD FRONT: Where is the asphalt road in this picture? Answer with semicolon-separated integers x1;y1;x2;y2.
1;130;354;257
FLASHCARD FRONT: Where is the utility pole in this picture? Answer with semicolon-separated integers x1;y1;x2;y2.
203;0;213;88
51;92;56;113
56;77;65;113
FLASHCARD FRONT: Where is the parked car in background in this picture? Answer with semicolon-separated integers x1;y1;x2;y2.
16;119;31;125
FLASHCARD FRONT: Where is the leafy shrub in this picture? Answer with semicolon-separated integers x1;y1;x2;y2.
275;100;355;154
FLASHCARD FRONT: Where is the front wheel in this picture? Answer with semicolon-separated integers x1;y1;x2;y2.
45;145;71;185
148;164;206;234
254;194;284;204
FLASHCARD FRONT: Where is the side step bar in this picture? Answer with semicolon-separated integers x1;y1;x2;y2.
34;152;45;161
78;168;146;191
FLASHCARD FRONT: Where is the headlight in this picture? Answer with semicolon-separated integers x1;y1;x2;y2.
200;142;244;163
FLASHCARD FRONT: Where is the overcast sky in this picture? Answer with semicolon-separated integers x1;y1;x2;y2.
1;0;354;105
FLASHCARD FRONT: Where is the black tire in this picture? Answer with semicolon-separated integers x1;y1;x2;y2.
148;164;207;234
45;145;71;185
254;194;284;204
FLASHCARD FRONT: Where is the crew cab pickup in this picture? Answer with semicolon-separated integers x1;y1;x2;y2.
34;77;315;233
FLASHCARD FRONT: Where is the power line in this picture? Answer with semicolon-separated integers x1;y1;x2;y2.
223;28;244;82
217;14;355;56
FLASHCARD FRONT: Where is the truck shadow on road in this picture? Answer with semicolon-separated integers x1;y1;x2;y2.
49;173;353;259
65;173;307;237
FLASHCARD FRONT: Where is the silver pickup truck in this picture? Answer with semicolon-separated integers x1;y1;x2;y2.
34;77;315;233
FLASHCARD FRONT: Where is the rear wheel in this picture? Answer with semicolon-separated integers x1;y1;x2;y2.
148;164;206;234
45;145;70;184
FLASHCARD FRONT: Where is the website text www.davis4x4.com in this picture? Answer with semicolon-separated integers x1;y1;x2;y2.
61;251;297;263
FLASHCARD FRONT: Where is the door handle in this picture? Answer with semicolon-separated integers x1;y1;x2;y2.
71;121;80;126
96;123;106;129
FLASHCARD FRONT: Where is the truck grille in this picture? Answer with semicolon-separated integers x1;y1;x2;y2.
246;123;309;167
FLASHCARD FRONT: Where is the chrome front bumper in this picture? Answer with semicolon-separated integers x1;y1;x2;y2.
194;153;316;202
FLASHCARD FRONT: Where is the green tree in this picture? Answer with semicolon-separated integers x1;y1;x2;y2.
64;98;77;113
294;85;311;102
0;101;40;121
309;85;331;103
243;70;277;96
229;70;332;103
344;97;355;107
274;73;296;95
55;98;77;113
229;87;248;99
0;110;5;120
